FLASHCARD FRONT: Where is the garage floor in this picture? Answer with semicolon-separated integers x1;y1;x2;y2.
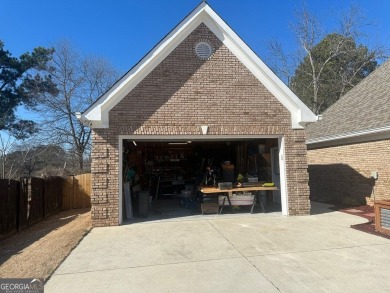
46;202;390;293
127;196;282;223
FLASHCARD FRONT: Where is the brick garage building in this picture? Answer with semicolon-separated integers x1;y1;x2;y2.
307;60;390;206
79;3;316;226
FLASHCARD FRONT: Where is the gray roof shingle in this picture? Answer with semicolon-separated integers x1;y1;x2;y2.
306;59;390;142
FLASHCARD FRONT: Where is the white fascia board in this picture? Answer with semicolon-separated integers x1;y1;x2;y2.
307;125;390;147
82;3;208;128
203;6;316;129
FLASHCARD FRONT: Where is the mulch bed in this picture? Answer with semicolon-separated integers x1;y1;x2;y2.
337;205;390;240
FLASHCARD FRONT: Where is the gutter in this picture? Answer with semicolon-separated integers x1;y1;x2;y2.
307;125;390;146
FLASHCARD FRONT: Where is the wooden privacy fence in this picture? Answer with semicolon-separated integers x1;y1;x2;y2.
0;179;19;237
0;174;91;238
62;173;91;210
0;177;63;237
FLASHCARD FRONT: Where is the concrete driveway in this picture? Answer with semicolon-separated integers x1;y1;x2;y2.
46;202;390;293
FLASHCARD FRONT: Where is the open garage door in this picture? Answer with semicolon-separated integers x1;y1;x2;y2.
119;136;287;224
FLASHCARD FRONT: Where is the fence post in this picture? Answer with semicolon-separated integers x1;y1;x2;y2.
16;180;20;231
43;178;46;218
59;177;62;212
71;175;74;209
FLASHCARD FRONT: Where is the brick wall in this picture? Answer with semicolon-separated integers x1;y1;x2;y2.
91;23;311;226
307;139;390;206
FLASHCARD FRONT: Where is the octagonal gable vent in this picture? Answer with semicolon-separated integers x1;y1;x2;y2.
194;41;213;60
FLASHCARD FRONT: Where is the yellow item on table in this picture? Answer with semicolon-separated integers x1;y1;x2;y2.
262;182;275;187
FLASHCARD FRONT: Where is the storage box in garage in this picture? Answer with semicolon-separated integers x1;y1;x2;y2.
218;182;232;190
219;193;254;206
201;202;219;214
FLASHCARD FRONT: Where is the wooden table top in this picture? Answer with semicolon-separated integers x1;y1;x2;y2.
201;186;278;194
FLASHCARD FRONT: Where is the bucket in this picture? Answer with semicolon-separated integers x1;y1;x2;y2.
137;191;149;217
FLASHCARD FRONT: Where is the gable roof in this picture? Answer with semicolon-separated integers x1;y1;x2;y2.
307;59;390;147
79;2;316;129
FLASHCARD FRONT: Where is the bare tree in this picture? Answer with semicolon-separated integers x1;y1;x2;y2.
0;133;17;178
0;131;41;178
10;147;41;178
5;143;72;179
267;4;388;114
34;40;119;171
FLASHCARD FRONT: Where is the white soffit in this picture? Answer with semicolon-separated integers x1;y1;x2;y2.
81;2;316;129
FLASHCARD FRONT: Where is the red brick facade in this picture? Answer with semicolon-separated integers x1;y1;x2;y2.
91;24;311;226
307;139;390;206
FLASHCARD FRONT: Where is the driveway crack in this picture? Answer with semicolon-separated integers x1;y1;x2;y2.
53;256;244;276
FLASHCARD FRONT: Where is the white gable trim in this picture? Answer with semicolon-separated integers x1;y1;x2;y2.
81;3;316;129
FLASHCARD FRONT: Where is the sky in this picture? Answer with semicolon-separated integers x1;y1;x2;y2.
1;0;390;75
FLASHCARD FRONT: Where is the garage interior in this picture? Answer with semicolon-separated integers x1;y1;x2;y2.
122;138;282;221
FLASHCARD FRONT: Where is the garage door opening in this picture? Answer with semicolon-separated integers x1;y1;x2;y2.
120;137;284;223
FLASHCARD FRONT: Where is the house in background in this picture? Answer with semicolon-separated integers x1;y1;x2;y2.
307;59;390;206
78;2;316;227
